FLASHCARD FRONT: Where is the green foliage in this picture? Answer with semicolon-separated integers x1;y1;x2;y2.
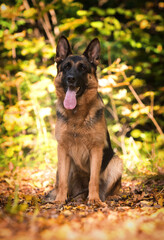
0;0;163;174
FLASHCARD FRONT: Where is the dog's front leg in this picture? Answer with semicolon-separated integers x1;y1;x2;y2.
55;145;70;204
88;146;106;207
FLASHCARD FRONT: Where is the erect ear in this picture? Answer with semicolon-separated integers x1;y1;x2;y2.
55;36;72;64
83;38;100;66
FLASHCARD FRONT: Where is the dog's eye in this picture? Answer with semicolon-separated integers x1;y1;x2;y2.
78;63;86;71
64;62;71;71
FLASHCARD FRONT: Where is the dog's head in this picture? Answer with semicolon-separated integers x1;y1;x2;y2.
55;36;100;110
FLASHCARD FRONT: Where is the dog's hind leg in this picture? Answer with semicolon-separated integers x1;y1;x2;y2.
100;155;123;200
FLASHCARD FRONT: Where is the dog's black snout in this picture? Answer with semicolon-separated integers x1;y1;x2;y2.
67;75;75;83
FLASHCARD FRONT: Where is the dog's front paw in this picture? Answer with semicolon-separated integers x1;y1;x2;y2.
54;195;67;204
54;200;65;205
88;198;107;207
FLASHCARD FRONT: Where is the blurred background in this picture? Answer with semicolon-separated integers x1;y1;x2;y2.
0;0;164;176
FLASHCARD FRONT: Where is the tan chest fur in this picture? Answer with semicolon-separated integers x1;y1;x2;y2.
55;100;106;172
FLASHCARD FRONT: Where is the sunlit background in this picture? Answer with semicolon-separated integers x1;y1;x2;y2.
0;0;164;178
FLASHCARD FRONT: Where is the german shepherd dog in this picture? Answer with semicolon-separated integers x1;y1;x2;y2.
46;36;123;206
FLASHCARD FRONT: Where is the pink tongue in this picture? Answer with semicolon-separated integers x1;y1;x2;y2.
63;88;77;110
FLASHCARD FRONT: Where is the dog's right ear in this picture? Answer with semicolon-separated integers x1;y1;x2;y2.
55;36;72;65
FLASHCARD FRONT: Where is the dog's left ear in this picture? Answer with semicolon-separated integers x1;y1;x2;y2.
83;38;100;66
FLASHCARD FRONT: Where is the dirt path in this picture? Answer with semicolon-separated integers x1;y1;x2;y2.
0;167;164;240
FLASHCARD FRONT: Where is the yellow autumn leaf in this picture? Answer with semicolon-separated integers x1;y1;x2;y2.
23;8;37;18
158;197;163;207
140;19;149;29
33;181;42;188
19;203;28;212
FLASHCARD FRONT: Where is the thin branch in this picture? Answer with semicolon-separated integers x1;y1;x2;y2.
23;0;41;37
106;106;115;119
108;92;119;122
30;0;56;48
7;71;13;106
16;82;26;135
150;92;154;117
120;72;163;135
111;135;122;148
43;12;52;31
121;135;127;155
49;9;57;25
49;9;60;36
39;18;56;48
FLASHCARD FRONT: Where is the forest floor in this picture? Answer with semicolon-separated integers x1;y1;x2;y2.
0;166;164;240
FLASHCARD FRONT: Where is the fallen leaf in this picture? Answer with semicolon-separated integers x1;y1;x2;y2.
158;196;163;207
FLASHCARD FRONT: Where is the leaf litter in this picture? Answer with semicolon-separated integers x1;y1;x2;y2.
0;167;164;240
